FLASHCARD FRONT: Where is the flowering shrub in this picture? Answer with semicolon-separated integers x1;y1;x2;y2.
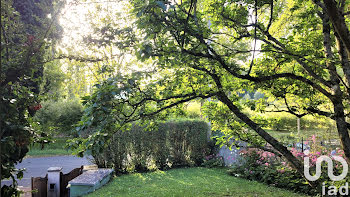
202;154;225;168
228;145;348;196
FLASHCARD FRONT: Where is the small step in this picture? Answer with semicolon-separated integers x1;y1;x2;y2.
68;169;114;197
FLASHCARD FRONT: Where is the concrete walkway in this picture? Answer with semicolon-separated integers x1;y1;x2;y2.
1;156;93;187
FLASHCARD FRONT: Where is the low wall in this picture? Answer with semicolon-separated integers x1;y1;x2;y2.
218;141;246;166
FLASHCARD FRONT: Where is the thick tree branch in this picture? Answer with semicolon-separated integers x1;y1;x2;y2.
126;92;218;123
258;27;333;89
323;0;350;56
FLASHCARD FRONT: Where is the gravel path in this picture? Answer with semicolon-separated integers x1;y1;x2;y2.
1;156;93;187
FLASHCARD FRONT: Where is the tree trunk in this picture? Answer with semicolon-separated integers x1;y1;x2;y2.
323;0;350;56
217;92;318;187
319;2;350;164
297;118;300;136
332;98;350;164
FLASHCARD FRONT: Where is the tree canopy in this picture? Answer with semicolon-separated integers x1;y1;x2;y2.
69;0;350;187
1;0;63;195
2;0;350;194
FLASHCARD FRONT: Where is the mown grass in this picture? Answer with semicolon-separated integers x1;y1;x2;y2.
87;167;308;197
27;137;72;157
266;128;339;144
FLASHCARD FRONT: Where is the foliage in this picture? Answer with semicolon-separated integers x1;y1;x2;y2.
64;0;350;190
1;0;63;195
201;154;225;168
96;0;350;186
83;120;209;174
203;101;265;148
228;149;314;195
251;111;336;131
57;0;139;99
33;99;83;136
228;147;348;195
86;167;309;197
39;60;67;100
12;0;62;39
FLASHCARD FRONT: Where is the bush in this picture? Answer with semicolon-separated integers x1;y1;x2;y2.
34;99;83;136
94;119;210;174
228;147;348;196
201;154;225;168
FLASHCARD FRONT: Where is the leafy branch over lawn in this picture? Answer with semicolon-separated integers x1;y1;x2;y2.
69;0;350;190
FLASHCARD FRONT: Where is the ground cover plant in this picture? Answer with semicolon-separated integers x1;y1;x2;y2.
86;167;309;197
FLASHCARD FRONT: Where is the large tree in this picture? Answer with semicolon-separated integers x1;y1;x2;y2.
0;0;62;195
71;0;350;188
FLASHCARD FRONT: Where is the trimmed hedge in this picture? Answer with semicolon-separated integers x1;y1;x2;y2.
93;119;210;174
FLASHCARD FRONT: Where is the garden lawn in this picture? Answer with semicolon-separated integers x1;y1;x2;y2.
87;167;308;197
27;138;72;157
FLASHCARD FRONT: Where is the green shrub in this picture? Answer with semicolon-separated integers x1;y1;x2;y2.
151;123;169;170
229;148;348;196
94;119;210;174
34;99;83;136
165;120;209;167
201;154;225;168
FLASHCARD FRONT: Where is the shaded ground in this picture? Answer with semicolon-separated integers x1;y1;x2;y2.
1;156;92;187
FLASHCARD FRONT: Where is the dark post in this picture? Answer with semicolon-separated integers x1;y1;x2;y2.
302;137;304;151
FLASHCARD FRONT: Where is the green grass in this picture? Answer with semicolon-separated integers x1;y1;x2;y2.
27;137;72;157
266;128;338;143
87;167;308;197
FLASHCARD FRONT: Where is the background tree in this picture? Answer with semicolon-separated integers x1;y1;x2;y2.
0;0;63;195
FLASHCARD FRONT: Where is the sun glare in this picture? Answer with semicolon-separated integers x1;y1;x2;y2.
58;0;129;53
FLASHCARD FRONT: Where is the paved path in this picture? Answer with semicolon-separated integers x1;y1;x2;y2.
1;156;93;187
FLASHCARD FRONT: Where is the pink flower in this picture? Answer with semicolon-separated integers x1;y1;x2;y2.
264;162;269;166
311;157;317;164
312;135;316;143
262;152;267;158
